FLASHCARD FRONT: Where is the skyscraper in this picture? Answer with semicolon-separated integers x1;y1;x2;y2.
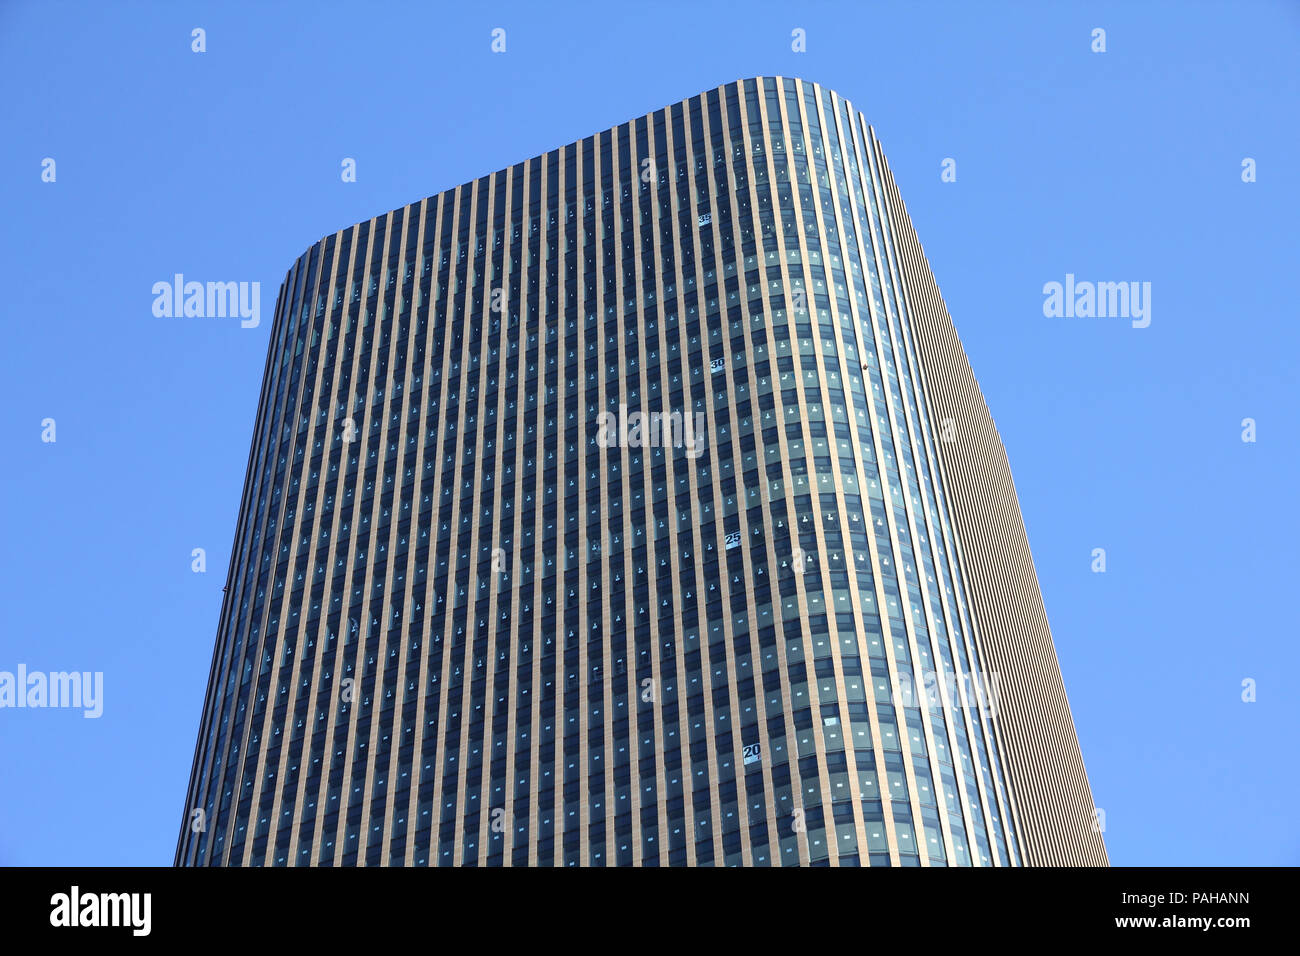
176;76;1105;867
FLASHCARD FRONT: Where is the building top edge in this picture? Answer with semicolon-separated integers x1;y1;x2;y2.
285;76;863;272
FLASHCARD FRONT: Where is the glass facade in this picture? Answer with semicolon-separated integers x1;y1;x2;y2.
176;77;1061;867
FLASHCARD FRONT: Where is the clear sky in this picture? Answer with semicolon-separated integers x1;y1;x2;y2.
1;0;1296;867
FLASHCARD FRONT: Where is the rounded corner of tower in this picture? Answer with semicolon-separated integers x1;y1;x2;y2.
729;75;862;115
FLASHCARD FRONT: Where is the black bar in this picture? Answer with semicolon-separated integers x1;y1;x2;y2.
0;866;1278;943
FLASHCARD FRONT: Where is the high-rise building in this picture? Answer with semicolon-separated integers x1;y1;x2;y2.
176;76;1105;867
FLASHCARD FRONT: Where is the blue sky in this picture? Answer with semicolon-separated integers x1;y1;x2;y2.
1;0;1296;866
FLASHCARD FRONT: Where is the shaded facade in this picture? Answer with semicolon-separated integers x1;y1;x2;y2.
177;76;1102;866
